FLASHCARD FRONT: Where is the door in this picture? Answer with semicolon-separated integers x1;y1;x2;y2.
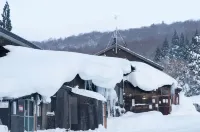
0;102;9;127
24;100;34;132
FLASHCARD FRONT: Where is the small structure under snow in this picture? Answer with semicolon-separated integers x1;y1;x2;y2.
95;33;181;115
123;61;181;115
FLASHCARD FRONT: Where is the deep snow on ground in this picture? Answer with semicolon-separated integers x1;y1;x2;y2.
1;93;200;132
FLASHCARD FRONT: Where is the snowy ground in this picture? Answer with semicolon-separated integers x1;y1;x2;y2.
1;93;200;132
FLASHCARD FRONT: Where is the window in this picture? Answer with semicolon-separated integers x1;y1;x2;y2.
132;99;135;106
84;80;96;91
152;99;155;103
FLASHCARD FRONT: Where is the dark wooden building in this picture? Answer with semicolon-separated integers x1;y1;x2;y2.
3;77;106;132
95;42;181;115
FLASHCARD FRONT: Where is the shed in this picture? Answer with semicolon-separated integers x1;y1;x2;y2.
7;86;106;132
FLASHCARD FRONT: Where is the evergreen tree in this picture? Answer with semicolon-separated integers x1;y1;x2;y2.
170;30;180;58
154;47;162;62
182;37;190;61
177;33;185;59
1;2;12;31
195;29;199;36
186;32;200;96
160;37;170;58
0;20;3;27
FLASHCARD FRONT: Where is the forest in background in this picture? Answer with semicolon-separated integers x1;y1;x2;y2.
33;20;200;59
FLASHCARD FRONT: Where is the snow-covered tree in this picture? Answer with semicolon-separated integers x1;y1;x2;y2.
185;34;200;96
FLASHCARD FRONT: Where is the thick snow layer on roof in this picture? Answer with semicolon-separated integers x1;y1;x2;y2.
0;45;131;100
125;61;178;91
71;86;106;101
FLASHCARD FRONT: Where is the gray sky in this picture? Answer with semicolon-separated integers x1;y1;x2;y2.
1;0;200;41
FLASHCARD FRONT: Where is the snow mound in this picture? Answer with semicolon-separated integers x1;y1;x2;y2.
125;61;178;91
188;95;200;104
0;125;8;132
171;92;199;116
0;45;131;100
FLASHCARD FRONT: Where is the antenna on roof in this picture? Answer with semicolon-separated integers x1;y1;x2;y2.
105;15;127;52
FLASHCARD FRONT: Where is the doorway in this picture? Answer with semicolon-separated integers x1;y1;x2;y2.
24;99;34;132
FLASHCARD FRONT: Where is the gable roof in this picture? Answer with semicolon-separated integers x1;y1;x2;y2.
0;27;41;49
95;44;164;70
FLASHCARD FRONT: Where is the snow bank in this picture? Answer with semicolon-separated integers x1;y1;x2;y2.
0;45;131;100
188;95;200;104
0;125;8;132
71;86;106;101
107;110;200;132
125;61;178;91
171;92;199;116
36;126;106;132
35;128;66;132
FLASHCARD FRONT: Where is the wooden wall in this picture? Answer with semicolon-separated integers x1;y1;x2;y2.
123;81;172;115
48;87;103;131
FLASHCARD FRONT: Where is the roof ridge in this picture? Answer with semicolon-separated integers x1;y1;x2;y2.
95;44;164;70
0;27;41;49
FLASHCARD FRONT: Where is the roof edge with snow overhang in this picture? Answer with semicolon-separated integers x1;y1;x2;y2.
0;45;132;101
125;61;178;91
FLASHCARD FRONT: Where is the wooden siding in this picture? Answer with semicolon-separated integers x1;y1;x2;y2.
52;88;103;131
123;81;172;115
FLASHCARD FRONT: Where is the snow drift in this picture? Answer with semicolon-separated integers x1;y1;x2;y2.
0;125;8;132
126;61;178;91
0;45;131;100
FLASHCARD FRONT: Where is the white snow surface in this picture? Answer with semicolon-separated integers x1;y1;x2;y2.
188;95;200;104
0;125;8;132
71;86;106;101
0;45;131;100
125;61;178;91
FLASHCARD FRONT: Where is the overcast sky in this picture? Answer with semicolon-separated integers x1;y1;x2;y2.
1;0;200;41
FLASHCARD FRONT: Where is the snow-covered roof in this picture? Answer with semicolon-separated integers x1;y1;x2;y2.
0;45;131;100
125;61;178;91
95;44;164;70
70;86;106;101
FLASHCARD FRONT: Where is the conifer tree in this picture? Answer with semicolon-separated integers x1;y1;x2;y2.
154;47;162;62
160;37;170;58
1;2;12;31
186;32;200;96
177;33;185;59
170;30;180;58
